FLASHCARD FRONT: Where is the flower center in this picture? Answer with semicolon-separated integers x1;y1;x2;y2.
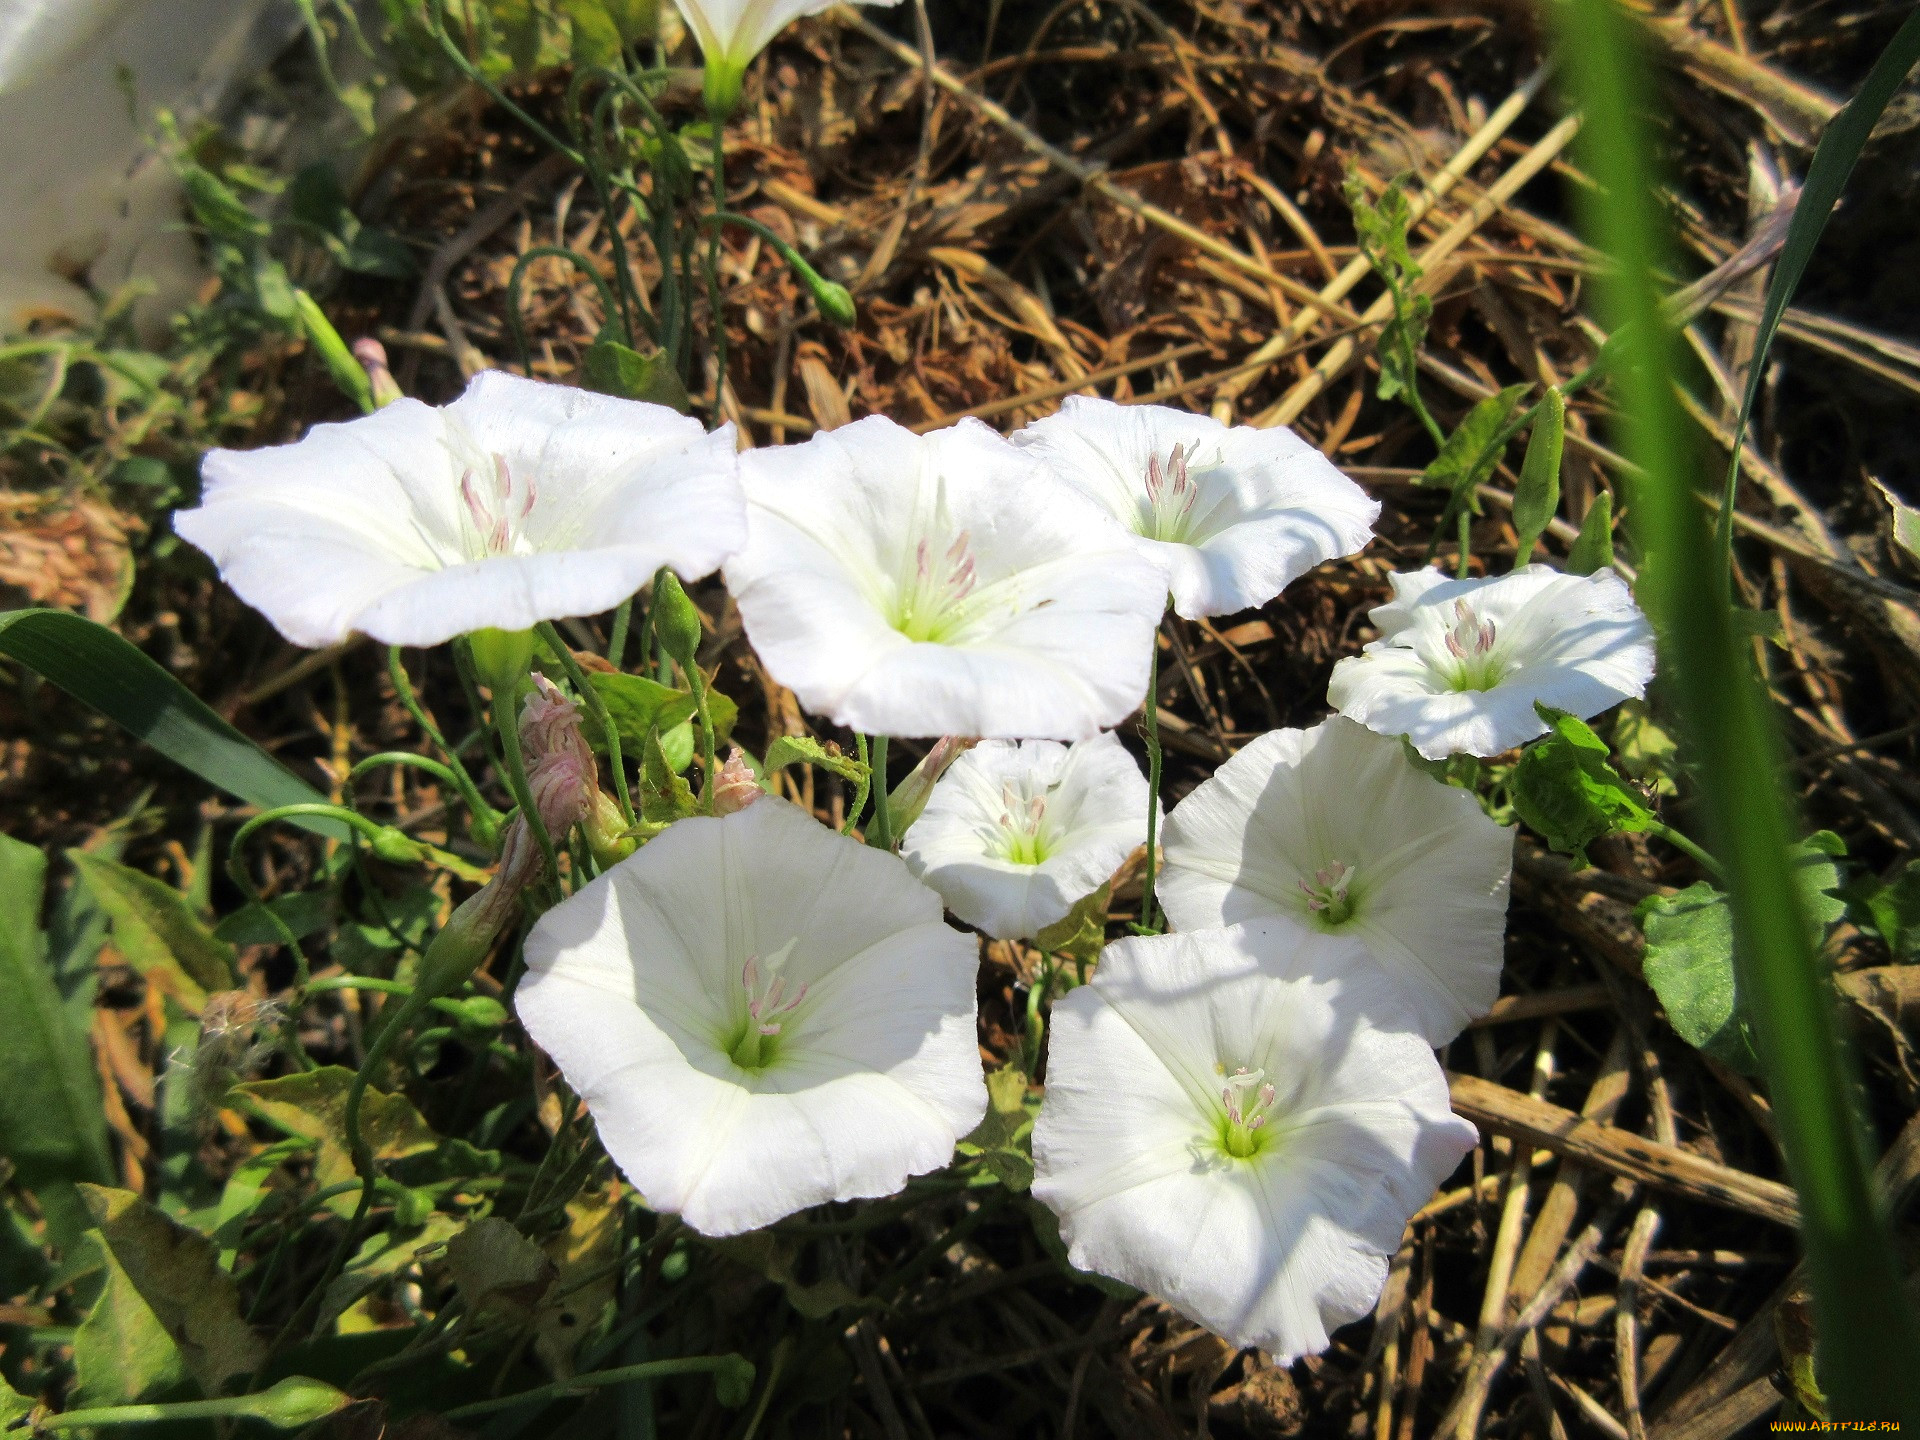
729;954;807;1070
894;532;979;643
993;782;1052;865
1142;442;1199;543
1440;598;1504;691
1218;1066;1276;1159
458;453;538;560
1297;860;1356;926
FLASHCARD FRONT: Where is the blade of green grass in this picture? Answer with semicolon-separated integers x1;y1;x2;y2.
1717;8;1920;569
1556;0;1920;1418
0;609;345;839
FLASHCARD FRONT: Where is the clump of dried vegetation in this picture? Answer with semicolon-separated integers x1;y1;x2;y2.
3;0;1920;1435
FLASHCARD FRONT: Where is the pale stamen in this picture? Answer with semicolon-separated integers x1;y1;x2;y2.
458;452;538;559
1220;1066;1277;1155
1443;598;1497;660
742;955;808;1038
1143;442;1199;540
898;531;981;641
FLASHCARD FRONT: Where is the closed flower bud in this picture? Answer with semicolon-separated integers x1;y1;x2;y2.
417;819;541;1000
244;1376;352;1428
469;627;538;699
368;825;433;865
712;747;761;815
885;736;976;836
353;336;404;408
585;789;638;868
652;570;704;672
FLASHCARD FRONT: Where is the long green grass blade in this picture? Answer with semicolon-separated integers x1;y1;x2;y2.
1718;8;1920;568
1557;0;1920;1418
0;609;344;839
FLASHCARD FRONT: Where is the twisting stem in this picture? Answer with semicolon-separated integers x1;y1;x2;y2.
538;621;636;828
704;126;730;421
608;597;633;671
388;647;497;843
1139;629;1165;934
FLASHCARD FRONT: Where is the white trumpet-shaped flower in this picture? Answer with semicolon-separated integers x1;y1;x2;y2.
901;732;1153;940
1032;923;1478;1360
174;371;745;649
516;798;986;1236
1012;397;1378;619
1160;718;1510;1043
723;415;1169;740
676;0;901;115
1327;565;1656;760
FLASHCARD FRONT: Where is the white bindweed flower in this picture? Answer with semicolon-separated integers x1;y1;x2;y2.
900;732;1152;940
1160;717;1510;1044
174;371;745;649
515;797;986;1236
1012;397;1378;619
1327;565;1655;760
677;0;901;115
723;415;1169;740
1032;923;1477;1360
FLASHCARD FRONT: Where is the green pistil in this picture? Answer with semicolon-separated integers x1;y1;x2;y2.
1002;831;1049;866
729;1024;773;1071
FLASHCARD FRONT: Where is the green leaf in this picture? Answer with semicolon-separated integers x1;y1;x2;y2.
581;339;692;413
1032;883;1110;966
0;610;344;839
72;1236;189;1406
1344;173;1434;404
0;1373;32;1426
762;734;868;786
1640;880;1757;1071
214;888;338;946
68;850;235;1006
584;671;736;756
1420;384;1529;508
78;1184;265;1396
0;836;112;1237
1611;698;1680;798
1511;387;1564;564
1875;479;1920;570
1565;490;1615;574
705;1232;863;1320
1639;832;1848;1076
1509;705;1653;861
640;725;701;824
1843;858;1920;959
234;1067;441;1217
1375;292;1433;405
445;1216;556;1322
1718;6;1920;570
959;1066;1037;1192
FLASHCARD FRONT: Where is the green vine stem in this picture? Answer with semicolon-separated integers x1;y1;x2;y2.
439;1354;754;1424
845;733;874;837
388;647;498;845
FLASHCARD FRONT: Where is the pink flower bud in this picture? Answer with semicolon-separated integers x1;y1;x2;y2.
713;747;761;816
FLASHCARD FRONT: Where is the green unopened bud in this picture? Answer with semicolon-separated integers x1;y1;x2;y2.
469;627;538;700
294;290;375;415
443;994;509;1030
652;570;703;673
245;1376;352;1428
368;826;432;865
585;789;638;868
807;275;857;329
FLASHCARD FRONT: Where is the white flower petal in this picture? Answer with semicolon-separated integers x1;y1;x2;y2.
174;371;746;648
672;0;899;74
1032;924;1477;1359
1160;718;1511;1043
1328;565;1656;758
1013;397;1377;618
902;732;1153;938
516;798;986;1236
725;415;1168;740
